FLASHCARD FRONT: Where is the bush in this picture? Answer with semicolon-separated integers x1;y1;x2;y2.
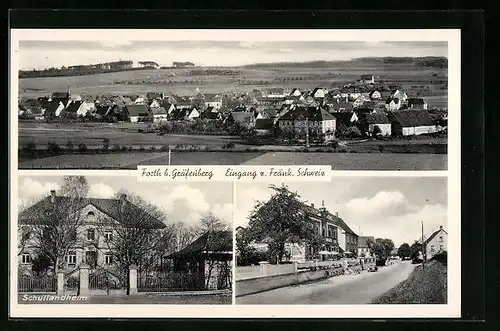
22;142;37;154
430;251;447;265
222;142;235;149
149;146;157;152
120;146;128;152
345;126;362;138
160;145;170;151
139;146;145;151
112;145;121;152
102;138;110;151
47;142;61;154
65;141;74;151
77;143;88;152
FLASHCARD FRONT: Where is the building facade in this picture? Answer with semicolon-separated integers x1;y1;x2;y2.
424;225;447;260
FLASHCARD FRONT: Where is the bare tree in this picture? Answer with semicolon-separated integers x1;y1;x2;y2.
172;221;199;251
94;190;175;294
197;213;232;289
19;176;89;272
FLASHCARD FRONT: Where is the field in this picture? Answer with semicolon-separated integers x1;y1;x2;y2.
19;62;448;108
18;151;446;170
18;121;239;147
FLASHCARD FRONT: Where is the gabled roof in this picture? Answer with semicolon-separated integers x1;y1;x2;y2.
279;106;335;122
364;112;391;124
386;97;400;104
19;195;165;229
65;100;84;113
165;230;232;258
423;227;447;246
358;236;375;248
389;109;435;127
229;111;254;123
407;98;426;105
328;101;353;112
334;112;357;125
125;104;149;117
255;118;275;130
151;107;167;115
42;101;62;114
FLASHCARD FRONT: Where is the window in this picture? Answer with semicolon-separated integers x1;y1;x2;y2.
430;245;435;252
87;211;95;216
105;254;113;265
439;236;443;242
104;231;113;241
66;251;76;265
21;253;31;264
439;245;443;251
87;228;95;241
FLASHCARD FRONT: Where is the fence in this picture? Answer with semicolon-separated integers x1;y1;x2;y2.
89;270;125;290
18;274;56;293
137;271;208;292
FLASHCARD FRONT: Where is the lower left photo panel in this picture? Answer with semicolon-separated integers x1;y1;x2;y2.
15;175;234;305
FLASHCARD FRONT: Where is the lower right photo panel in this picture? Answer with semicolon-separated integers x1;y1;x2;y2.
234;177;447;305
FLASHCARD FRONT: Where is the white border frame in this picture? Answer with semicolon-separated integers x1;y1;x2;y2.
10;29;460;318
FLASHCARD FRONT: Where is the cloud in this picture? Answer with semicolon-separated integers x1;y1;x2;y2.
234;186;273;228
345;191;414;216
88;183;115;198
99;40;134;48
211;203;233;224
18;178;60;203
161;185;210;213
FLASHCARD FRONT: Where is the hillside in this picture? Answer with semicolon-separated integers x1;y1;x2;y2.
242;57;448;69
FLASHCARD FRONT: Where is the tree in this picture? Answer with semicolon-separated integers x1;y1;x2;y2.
20;176;89;271
196;213;231;288
397;243;412;259
246;184;324;263
372;125;382;137
410;241;423;260
94;190;176;294
369;238;395;266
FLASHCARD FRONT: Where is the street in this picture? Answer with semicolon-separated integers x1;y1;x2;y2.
236;261;417;304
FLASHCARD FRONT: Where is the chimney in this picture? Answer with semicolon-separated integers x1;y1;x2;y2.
439;225;443;230
50;190;56;203
311;203;315;208
120;193;127;212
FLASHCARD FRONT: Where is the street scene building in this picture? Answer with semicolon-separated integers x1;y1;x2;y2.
235;178;448;305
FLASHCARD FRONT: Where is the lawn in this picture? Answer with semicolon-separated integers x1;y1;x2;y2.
372;260;447;304
241;152;447;170
18;151;265;169
18;121;238;147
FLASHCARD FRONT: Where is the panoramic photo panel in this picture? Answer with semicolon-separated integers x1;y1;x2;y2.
16;35;448;170
15;175;233;304
234;177;448;304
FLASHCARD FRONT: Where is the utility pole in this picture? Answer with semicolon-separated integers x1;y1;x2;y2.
168;148;171;166
421;220;425;270
305;117;310;148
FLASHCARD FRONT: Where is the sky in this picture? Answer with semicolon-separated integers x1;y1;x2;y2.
234;177;448;247
17;176;233;227
18;40;448;70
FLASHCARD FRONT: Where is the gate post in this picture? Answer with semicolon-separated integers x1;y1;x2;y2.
259;261;269;277
129;264;138;295
56;270;65;296
78;263;90;296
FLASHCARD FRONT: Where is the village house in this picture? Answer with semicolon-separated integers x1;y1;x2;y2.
151;107;169;123
63;100;90;118
357;236;375;258
369;90;382;100
18;191;165;277
149;99;162;109
200;109;223;121
361;112;392;136
391;89;408;103
422;225;447;260
327;100;354;113
41;101;65;118
311;87;327;99
225;112;256;128
388;109;438;136
50;90;70;105
254;118;275;136
203;94;223;110
385;97;402;111
289;88;302;97
161;101;176;115
123;104;150;123
278;106;337;141
360;75;375;84
265;88;286;98
407;98;428;110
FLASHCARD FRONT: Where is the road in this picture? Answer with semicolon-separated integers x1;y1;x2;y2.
236;261;417;304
